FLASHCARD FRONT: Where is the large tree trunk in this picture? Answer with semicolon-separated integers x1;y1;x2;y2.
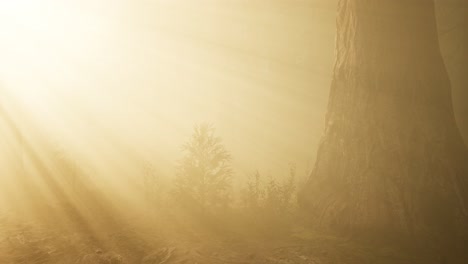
300;0;468;239
435;0;468;145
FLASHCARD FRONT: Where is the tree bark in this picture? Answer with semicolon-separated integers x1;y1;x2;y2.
300;0;468;239
435;0;468;146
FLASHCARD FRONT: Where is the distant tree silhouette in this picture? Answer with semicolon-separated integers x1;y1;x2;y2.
240;166;298;236
241;168;297;216
173;124;232;214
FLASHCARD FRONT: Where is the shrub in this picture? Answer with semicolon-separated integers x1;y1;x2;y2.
240;164;298;236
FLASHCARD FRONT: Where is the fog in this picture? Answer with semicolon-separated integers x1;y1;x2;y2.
0;1;336;180
0;1;467;263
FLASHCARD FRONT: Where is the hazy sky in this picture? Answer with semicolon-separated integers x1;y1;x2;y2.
1;0;465;183
0;0;338;180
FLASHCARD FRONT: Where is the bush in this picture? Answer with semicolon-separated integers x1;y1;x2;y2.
240;164;298;236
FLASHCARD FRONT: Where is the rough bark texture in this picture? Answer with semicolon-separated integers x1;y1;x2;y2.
300;0;468;238
435;0;468;145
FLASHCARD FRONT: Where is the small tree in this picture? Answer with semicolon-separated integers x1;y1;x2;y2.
173;124;232;214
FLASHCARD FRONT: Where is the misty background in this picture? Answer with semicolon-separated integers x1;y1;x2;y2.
0;0;465;181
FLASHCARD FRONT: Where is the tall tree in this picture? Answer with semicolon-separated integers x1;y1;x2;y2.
435;0;468;145
299;0;468;239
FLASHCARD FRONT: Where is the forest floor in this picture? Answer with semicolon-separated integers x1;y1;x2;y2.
1;219;465;264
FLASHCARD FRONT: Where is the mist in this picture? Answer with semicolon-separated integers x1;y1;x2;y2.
1;1;467;263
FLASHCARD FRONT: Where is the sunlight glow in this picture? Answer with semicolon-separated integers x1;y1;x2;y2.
0;0;330;214
0;0;109;107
